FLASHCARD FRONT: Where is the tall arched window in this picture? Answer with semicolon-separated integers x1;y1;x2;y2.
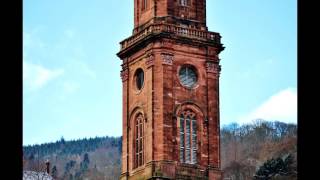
134;113;144;168
179;110;197;164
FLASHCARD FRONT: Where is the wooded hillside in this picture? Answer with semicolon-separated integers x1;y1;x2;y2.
23;136;122;179
221;120;297;180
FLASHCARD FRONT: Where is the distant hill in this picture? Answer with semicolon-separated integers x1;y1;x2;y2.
23;120;297;180
23;136;122;179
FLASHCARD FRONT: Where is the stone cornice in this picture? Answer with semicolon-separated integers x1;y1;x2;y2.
120;68;129;82
117;23;224;59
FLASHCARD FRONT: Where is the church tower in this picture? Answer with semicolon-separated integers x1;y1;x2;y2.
117;0;224;179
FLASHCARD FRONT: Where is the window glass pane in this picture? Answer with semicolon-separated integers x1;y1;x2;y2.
180;148;184;163
136;125;138;139
192;117;197;164
186;135;190;149
186;148;191;163
179;67;186;76
179;111;199;164
139;153;142;166
135;114;144;168
180;76;187;83
186;118;190;148
136;140;139;152
192;134;197;148
139;138;142;152
186;118;190;134
192;119;197;134
192;149;197;164
179;66;197;88
140;72;144;87
180;132;184;147
180;116;185;148
180;117;184;133
136;69;144;90
139;123;143;137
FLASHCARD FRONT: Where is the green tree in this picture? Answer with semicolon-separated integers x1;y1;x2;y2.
80;153;90;172
51;165;58;178
254;154;296;180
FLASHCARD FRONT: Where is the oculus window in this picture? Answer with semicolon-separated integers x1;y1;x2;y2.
135;68;144;90
179;65;198;88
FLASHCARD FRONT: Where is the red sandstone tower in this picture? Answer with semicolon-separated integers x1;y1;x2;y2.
117;0;224;179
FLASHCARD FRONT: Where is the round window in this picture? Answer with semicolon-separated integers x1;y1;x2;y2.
179;65;198;88
135;68;144;90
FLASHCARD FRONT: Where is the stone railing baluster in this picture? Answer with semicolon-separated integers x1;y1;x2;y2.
120;24;220;50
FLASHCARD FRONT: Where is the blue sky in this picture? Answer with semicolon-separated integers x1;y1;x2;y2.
23;0;297;146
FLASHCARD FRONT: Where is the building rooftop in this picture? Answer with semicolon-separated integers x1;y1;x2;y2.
23;171;53;180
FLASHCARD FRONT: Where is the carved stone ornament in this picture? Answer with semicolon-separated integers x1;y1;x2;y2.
181;110;196;118
145;54;154;68
120;69;129;82
161;53;174;65
206;62;221;74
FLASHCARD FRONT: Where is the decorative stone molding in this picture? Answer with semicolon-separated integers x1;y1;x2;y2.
161;53;174;65
181;110;196;119
120;69;129;82
145;54;154;68
119;23;221;51
208;49;215;56
160;39;173;47
206;62;221;74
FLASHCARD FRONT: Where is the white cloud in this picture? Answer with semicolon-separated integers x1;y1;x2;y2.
23;61;64;90
239;87;297;124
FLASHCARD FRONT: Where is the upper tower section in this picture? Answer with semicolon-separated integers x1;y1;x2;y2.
134;0;207;33
118;0;222;59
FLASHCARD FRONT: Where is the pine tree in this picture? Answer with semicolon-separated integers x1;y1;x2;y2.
254;154;296;180
51;165;58;178
80;153;90;172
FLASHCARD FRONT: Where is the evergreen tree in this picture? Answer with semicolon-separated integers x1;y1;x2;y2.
60;136;66;145
75;171;82;179
51;165;58;178
28;154;34;161
80;153;90;172
254;154;296;180
64;160;76;175
68;173;73;180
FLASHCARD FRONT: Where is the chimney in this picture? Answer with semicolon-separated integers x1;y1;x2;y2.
45;159;50;174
